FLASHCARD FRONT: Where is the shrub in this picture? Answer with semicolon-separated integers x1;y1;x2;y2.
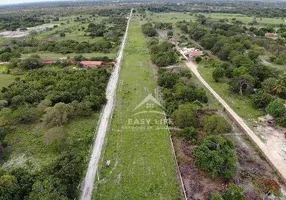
251;90;274;109
222;184;246;200
212;67;225;82
194;135;237;179
203;115;232;135
266;99;286;118
42;103;74;128
182;126;198;142
171;103;199;128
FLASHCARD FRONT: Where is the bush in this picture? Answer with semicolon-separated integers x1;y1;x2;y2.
194;135;237;179
42;103;74;128
158;72;178;89
212;67;225;82
182;126;198;142
222;184;246;200
266;99;286;118
203;115;232;135
195;56;202;63
251;90;274;109
171;103;199;128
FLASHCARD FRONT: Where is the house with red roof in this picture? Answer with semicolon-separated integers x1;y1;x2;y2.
80;61;104;69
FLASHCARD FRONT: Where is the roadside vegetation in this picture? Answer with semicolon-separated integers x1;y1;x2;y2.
140;5;286;199
0;5;130;200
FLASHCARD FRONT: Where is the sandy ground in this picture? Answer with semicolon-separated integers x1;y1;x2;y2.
256;123;286;163
0;24;56;38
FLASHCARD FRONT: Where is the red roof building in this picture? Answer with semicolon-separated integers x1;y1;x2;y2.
41;59;58;64
80;61;104;69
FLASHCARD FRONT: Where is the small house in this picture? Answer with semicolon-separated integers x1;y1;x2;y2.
80;61;104;69
265;32;278;38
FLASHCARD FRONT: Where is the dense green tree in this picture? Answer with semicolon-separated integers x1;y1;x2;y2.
211;193;224;200
266;99;286;118
167;30;173;37
203;115;232;135
28;176;68;200
158;72;178;88
0;174;20;200
251;90;274;109
18;56;43;70
171;103;199;128
194;135;237;179
229;74;255;95
42;103;74;128
11;168;35;199
182;126;198;142
262;77;286;97
212;67;225;82
142;23;157;37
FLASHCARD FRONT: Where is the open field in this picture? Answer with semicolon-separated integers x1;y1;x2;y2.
94;17;182;200
0;74;17;89
34;15;108;42
3;113;99;170
148;12;284;27
207;13;284;25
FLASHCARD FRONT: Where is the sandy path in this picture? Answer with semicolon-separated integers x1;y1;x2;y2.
184;60;286;182
80;9;133;200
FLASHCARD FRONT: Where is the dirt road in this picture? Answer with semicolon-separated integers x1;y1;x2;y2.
185;60;286;182
80;9;133;200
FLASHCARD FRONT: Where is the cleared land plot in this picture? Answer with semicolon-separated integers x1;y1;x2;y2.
94;17;182;200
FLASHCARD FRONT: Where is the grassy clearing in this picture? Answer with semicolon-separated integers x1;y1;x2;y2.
0;74;17;90
3;113;99;170
35;15;107;43
198;66;264;125
207;13;284;25
148;12;196;24
259;55;286;71
148;12;284;27
94;16;182;200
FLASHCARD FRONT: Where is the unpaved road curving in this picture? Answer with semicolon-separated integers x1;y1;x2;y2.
80;9;133;200
184;60;286;182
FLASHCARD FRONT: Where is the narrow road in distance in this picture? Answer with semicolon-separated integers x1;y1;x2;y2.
184;59;286;182
80;9;133;200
